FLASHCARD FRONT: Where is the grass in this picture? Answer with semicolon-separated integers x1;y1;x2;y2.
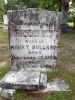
0;24;75;100
0;31;8;43
60;31;75;40
43;91;75;100
13;68;75;100
14;90;32;100
0;67;10;79
0;24;10;68
0;24;8;43
47;68;75;85
58;32;75;73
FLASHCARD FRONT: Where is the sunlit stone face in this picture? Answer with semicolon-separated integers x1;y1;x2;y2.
8;8;61;71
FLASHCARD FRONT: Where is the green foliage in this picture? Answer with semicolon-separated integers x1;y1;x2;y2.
0;0;5;13
37;0;58;11
0;0;5;21
0;67;10;78
5;0;19;11
4;0;75;15
68;15;74;22
4;0;61;11
68;22;73;26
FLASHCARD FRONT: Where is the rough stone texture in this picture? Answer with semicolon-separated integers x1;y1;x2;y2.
0;88;15;99
0;79;69;99
42;79;69;92
0;9;62;97
1;70;47;90
31;79;69;93
8;8;61;71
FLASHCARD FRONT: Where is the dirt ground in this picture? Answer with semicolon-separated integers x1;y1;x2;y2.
57;32;75;72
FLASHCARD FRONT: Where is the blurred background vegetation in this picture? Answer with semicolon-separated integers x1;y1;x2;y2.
0;0;75;28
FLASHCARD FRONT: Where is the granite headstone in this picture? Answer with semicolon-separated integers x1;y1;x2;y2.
0;8;61;92
8;8;61;71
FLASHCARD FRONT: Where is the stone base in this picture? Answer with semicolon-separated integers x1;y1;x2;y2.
42;79;69;92
0;78;69;99
0;70;47;90
0;70;47;99
0;70;69;99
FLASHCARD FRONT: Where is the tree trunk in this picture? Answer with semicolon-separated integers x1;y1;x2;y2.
59;0;62;12
61;1;69;32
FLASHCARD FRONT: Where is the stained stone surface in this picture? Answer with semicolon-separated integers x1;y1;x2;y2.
0;9;62;98
0;88;15;99
8;8;61;71
31;79;69;93
1;70;47;90
42;79;69;92
0;79;69;99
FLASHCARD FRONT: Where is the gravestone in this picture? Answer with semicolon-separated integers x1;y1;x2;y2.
8;8;60;71
0;8;64;99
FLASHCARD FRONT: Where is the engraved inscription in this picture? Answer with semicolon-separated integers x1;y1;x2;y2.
8;8;61;71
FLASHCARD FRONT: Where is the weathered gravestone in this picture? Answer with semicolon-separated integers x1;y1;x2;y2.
8;8;60;71
0;8;67;99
